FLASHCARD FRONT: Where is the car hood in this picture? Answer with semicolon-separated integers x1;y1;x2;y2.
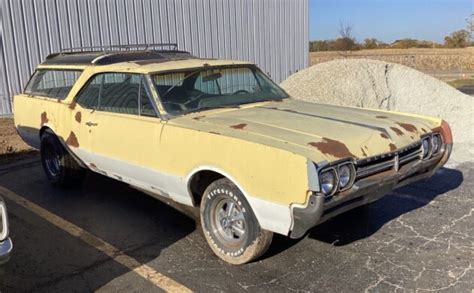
171;99;441;162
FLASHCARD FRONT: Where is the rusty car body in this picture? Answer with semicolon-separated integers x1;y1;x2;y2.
13;45;452;264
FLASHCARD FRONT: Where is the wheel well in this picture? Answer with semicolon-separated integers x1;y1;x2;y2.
188;170;225;206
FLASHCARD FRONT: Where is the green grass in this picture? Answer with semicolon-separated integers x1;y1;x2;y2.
447;79;474;88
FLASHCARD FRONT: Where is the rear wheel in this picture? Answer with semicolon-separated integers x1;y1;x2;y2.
40;130;85;187
200;178;273;264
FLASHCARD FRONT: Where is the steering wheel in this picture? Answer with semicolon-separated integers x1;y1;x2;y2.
183;92;207;106
233;90;249;95
163;101;187;111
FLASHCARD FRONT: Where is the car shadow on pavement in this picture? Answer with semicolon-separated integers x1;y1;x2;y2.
0;167;196;291
306;166;464;246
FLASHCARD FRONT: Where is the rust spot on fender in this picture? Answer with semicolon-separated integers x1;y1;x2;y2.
68;102;76;110
66;131;79;148
376;115;388;119
361;147;368;157
308;138;356;158
230;123;247;130
389;143;397;151
40;112;49;126
75;112;82;123
380;133;389;139
193;115;206;121
390;127;404;136
396;122;417;133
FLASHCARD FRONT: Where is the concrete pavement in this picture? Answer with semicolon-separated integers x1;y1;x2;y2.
0;156;472;292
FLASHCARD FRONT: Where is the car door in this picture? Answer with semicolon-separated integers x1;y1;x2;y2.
84;73;165;188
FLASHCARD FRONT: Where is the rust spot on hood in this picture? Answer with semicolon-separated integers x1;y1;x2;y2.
66;131;79;148
230;123;247;130
396;122;417;133
376;115;388;119
193;115;206;121
361;147;368;157
308;138;356;158
390;127;403;136
380;133;389;139
40;112;49;126
75;112;82;123
389;143;397;151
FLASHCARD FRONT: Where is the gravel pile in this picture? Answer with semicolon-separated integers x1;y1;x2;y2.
281;59;473;164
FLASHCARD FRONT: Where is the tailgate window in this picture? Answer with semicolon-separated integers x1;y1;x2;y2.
24;69;82;100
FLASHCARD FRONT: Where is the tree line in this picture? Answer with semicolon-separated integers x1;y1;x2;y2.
310;15;473;52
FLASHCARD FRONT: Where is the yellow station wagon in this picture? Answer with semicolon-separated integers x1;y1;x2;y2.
14;44;452;264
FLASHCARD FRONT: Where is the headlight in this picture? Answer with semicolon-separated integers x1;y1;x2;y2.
320;169;337;195
421;137;431;159
432;133;442;155
338;164;353;189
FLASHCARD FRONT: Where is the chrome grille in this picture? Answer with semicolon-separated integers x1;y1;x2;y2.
356;141;422;179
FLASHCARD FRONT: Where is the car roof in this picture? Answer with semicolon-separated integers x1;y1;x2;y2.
38;44;253;74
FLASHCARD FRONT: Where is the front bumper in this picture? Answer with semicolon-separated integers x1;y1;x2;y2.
290;144;452;239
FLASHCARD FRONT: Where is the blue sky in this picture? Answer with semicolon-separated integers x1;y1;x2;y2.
309;0;473;43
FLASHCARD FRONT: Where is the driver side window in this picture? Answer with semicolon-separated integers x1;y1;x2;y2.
75;73;157;117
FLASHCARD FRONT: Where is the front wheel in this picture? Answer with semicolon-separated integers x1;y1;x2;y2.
200;178;273;264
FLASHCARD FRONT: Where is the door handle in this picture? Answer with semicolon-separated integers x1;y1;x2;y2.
85;121;98;127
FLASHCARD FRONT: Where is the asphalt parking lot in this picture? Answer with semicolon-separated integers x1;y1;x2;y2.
0;156;472;292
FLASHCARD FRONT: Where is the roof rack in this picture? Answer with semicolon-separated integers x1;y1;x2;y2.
43;44;197;66
60;43;179;53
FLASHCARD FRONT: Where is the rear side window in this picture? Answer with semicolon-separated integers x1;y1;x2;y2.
25;69;82;99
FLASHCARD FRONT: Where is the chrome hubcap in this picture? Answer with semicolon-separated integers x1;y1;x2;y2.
214;198;246;243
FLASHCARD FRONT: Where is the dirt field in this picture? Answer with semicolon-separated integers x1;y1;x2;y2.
310;48;474;79
0;118;36;164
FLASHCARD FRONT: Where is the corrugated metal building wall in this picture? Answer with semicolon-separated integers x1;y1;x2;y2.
0;0;309;115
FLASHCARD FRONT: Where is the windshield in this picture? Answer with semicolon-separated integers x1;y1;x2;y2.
152;65;288;116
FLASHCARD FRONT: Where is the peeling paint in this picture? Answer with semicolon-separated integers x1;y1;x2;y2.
390;127;404;136
75;112;82;123
396;122;417;133
40;112;49;126
66;131;79;148
308;138;356;158
230;123;247;130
